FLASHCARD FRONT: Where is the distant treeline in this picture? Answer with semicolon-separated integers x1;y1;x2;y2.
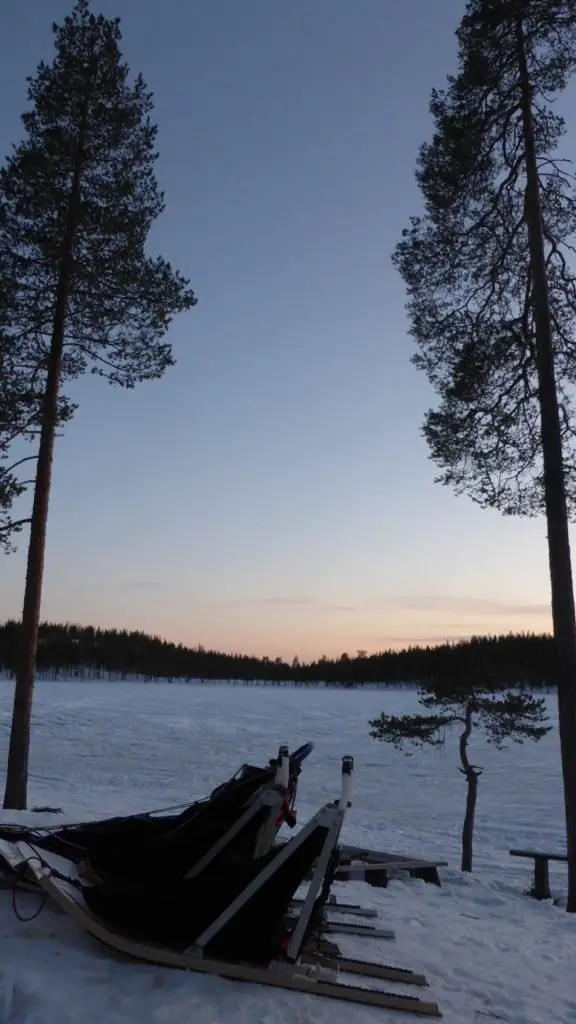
0;621;560;689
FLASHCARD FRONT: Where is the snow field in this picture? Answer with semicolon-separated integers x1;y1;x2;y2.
0;681;573;1024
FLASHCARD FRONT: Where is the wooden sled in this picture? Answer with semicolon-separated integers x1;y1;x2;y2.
0;759;441;1018
11;843;439;1016
0;839;427;993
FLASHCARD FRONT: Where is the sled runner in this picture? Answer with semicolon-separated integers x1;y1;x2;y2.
0;758;441;1017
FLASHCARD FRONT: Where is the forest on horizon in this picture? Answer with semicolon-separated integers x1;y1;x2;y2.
0;620;559;689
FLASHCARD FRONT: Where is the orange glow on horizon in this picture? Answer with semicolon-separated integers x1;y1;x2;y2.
50;603;553;663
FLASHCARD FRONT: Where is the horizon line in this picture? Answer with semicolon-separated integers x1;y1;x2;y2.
0;616;554;665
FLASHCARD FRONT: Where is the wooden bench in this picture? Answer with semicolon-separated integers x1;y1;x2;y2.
509;848;568;900
336;845;448;888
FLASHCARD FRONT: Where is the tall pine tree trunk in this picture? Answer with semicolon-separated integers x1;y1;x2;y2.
459;706;478;872
3;110;88;811
517;19;576;912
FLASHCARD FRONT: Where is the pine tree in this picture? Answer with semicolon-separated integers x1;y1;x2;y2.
393;0;576;910
370;688;550;872
0;0;196;809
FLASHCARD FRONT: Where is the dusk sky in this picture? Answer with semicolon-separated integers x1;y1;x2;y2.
0;0;567;660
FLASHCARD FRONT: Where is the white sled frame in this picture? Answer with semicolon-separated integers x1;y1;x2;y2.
185;745;291;876
184;780;286;880
189;756;354;960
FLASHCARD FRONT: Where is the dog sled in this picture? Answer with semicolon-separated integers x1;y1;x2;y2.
0;754;441;1016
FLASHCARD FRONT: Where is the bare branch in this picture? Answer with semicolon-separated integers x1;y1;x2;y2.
0;518;31;535
1;455;38;476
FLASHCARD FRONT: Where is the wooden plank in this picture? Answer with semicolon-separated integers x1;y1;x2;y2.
340;845;447;869
339;858;446;871
321;921;396;940
291;897;378;919
335;866;389;886
0;838;28;871
338;860;441;872
509;849;567;863
336;860;443;888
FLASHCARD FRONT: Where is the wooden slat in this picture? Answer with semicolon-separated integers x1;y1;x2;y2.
321;921;396;940
291;897;378;918
509;848;567;863
338;859;441;872
340;845;447;868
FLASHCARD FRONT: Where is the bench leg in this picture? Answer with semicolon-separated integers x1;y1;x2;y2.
411;867;441;887
366;869;389;889
532;857;550;900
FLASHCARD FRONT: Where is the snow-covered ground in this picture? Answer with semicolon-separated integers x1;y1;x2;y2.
0;680;574;1024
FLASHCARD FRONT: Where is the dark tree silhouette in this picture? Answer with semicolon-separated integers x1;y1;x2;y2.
369;688;551;872
0;621;562;688
0;338;75;554
393;0;576;910
0;368;39;553
1;0;196;809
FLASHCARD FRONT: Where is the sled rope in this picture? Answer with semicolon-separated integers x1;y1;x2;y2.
8;858;49;922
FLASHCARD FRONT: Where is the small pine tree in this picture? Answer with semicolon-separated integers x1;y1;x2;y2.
1;0;196;809
370;688;550;872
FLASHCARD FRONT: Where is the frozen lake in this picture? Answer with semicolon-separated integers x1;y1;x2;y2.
0;680;573;1024
0;680;565;873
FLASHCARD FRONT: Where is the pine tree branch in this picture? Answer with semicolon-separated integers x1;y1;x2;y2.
1;456;38;476
0;518;31;535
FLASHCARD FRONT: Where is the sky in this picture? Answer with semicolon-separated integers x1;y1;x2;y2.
0;0;568;660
